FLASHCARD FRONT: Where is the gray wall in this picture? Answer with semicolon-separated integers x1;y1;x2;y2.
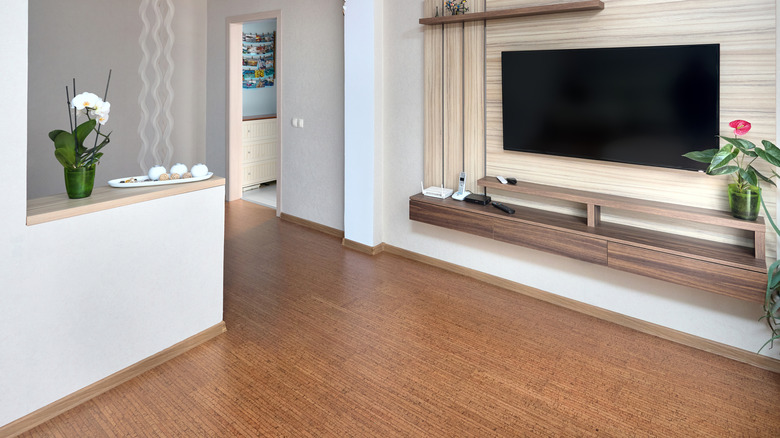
206;0;345;231
27;0;207;199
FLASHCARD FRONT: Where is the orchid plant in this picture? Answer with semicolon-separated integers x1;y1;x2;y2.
683;120;780;193
48;71;112;170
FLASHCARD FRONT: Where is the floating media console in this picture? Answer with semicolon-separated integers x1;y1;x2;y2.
409;177;768;303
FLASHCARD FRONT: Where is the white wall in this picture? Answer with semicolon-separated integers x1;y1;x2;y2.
344;0;383;246
206;0;345;230
27;0;208;199
242;19;277;117
2;0;224;428
379;1;776;356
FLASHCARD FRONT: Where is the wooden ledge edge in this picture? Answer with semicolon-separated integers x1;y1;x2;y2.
0;321;227;437
27;177;226;226
382;244;780;374
342;239;386;256
280;212;344;238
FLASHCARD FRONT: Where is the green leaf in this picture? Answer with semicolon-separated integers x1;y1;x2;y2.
738;168;758;186
761;195;780;237
682;149;718;164
53;131;75;150
74;119;96;147
706;165;739;176
749;165;776;187
48;129;67;142
54;147;75;168
771;299;780;315
734;142;758;157
720;135;756;150
707;147;739;171
761;140;780;166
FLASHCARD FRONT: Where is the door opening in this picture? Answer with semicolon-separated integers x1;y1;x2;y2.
226;11;282;215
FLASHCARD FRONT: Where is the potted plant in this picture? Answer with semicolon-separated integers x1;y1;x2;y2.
48;71;112;199
683;120;780;220
686;120;780;353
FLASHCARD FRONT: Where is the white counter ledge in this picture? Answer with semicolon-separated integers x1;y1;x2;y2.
26;176;225;225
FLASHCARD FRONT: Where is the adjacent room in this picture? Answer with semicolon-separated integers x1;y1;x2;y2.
2;0;780;436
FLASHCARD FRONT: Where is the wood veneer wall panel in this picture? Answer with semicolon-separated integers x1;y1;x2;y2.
484;0;777;257
463;1;486;193
424;0;444;187
444;22;465;191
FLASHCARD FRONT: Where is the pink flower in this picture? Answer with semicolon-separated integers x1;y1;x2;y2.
729;120;752;136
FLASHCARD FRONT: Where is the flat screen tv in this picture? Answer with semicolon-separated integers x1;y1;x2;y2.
501;44;719;171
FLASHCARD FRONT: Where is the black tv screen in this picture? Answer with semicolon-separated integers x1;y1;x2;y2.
501;44;719;171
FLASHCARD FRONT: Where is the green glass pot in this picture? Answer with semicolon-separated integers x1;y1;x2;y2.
728;183;761;221
64;167;96;199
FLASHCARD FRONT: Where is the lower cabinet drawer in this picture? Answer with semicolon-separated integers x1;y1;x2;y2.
243;160;277;186
608;242;765;302
493;221;608;265
409;201;493;239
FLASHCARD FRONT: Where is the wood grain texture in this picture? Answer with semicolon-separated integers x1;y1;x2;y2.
342;238;386;255
479;177;768;233
382;242;780;373
424;0;444;187
1;322;226;438
608;243;766;302
280;212;344;238
17;200;780;436
420;0;604;24
493;218;608;264
410;198;494;238
26;177;225;225
444;22;465;190
463;1;486;193
483;0;777;257
410;194;766;301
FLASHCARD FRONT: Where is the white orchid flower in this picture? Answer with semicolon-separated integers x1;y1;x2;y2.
91;100;111;125
71;92;102;117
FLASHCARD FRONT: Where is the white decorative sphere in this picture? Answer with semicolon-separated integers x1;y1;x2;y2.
170;163;188;176
148;165;167;181
191;163;209;178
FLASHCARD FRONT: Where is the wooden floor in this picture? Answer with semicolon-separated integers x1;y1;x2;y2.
22;200;780;437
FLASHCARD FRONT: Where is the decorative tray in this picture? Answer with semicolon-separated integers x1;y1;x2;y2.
108;172;213;188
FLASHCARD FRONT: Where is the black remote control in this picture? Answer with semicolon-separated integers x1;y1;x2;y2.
491;202;515;214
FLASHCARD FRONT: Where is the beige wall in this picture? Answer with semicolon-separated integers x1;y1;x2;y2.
27;0;207;199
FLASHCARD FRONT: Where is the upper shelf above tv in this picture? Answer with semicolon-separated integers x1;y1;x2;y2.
418;0;604;25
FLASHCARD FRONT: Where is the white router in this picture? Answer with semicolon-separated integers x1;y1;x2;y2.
421;182;453;199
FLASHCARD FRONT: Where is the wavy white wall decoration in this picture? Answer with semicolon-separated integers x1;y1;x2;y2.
137;0;176;172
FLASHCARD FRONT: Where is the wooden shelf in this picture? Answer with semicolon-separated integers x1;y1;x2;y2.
478;177;766;259
419;0;604;25
409;188;769;303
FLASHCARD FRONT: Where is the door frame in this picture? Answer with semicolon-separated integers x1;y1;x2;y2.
226;11;282;215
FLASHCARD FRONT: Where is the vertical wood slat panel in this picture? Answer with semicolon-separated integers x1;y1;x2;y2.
463;1;486;193
424;0;443;187
443;22;464;191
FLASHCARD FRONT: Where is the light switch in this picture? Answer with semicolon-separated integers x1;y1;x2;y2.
291;118;297;127
298;119;304;128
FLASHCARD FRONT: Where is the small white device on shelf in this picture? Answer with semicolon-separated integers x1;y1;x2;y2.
421;182;453;199
451;171;471;201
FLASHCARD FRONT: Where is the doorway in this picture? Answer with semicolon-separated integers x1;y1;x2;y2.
226;11;282;215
